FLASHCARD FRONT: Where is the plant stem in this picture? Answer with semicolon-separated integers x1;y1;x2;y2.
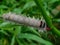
34;0;60;37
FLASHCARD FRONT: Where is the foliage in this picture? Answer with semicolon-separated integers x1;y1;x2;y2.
0;0;60;45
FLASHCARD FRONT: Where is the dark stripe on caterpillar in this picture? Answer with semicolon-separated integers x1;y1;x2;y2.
39;21;43;28
42;22;45;28
39;20;46;28
39;20;51;30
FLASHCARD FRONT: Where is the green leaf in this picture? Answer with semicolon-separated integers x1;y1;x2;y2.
12;8;23;14
18;33;53;45
26;27;41;36
0;30;9;36
23;1;36;10
16;37;24;45
11;36;15;45
0;5;8;9
53;19;60;23
14;26;22;36
48;0;59;4
0;22;10;28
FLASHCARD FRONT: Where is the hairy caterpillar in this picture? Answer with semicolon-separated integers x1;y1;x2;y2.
3;12;50;32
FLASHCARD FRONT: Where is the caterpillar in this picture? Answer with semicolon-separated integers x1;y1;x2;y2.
3;12;51;31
